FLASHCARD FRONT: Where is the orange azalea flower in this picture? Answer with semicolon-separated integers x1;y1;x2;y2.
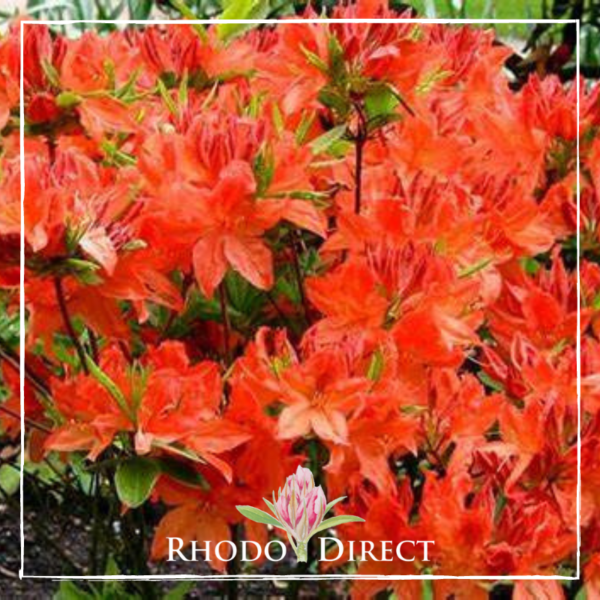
306;258;390;343
190;160;279;297
45;342;248;480
488;253;584;352
165;113;328;298
275;350;370;444
326;396;418;496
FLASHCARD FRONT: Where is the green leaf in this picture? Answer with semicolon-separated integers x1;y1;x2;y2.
104;555;120;576
116;67;142;100
254;149;275;197
178;72;189;105
41;59;61;87
327;34;346;82
85;355;133;421
0;464;20;496
105;1;127;20
324;495;346;515
318;88;351;117
310;125;347;155
422;580;434;600
225;270;265;319
157;78;179;117
63;258;101;273
236;505;286;530
115;457;160;508
458;258;492;279
416;69;451;95
365;113;402;134
164;582;195;600
152;440;205;463
72;0;93;20
53;581;94;600
217;0;269;42
311;515;365;536
127;0;152;19
272;102;284;135
520;256;540;275
168;0;200;20
295;111;315;145
364;83;399;120
422;0;437;18
69;454;94;495
301;46;328;73
157;457;209;490
100;556;125;595
477;371;505;393
56;91;81;109
367;349;384;382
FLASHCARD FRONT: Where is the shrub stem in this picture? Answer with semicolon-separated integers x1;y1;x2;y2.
54;277;89;374
218;281;232;364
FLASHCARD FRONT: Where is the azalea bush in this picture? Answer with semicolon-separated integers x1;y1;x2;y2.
1;2;600;598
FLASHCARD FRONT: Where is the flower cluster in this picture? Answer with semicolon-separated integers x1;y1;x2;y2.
1;3;599;597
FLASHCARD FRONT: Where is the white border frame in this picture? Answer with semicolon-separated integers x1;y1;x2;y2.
18;16;581;583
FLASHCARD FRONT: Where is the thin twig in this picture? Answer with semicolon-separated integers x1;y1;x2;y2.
265;290;301;337
227;523;241;600
0;404;51;434
0;565;17;578
0;338;51;397
265;290;288;323
289;231;310;326
218;282;232;364
53;277;89;375
353;104;368;216
118;341;133;364
89;471;100;575
159;309;177;341
88;329;99;364
354;137;365;215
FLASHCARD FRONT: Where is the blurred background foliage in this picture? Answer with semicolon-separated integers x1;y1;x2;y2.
0;0;597;79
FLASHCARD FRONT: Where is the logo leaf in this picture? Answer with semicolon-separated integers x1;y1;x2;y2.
324;495;346;515
262;497;279;518
311;515;365;536
236;505;286;530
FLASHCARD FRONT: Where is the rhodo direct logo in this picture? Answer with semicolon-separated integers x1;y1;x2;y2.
167;466;434;565
237;465;363;562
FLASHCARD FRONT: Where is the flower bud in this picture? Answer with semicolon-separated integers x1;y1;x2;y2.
274;465;327;543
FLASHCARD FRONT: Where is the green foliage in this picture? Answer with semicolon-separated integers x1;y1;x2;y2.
309;125;348;155
114;456;160;508
0;298;19;348
54;581;97;600
156;456;209;489
51;564;198;600
53;579;196;600
0;464;20;496
217;0;270;40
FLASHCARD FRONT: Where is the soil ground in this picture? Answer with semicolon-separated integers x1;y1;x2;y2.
0;491;342;598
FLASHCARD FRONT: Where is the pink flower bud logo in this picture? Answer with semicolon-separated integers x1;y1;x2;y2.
236;465;364;562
